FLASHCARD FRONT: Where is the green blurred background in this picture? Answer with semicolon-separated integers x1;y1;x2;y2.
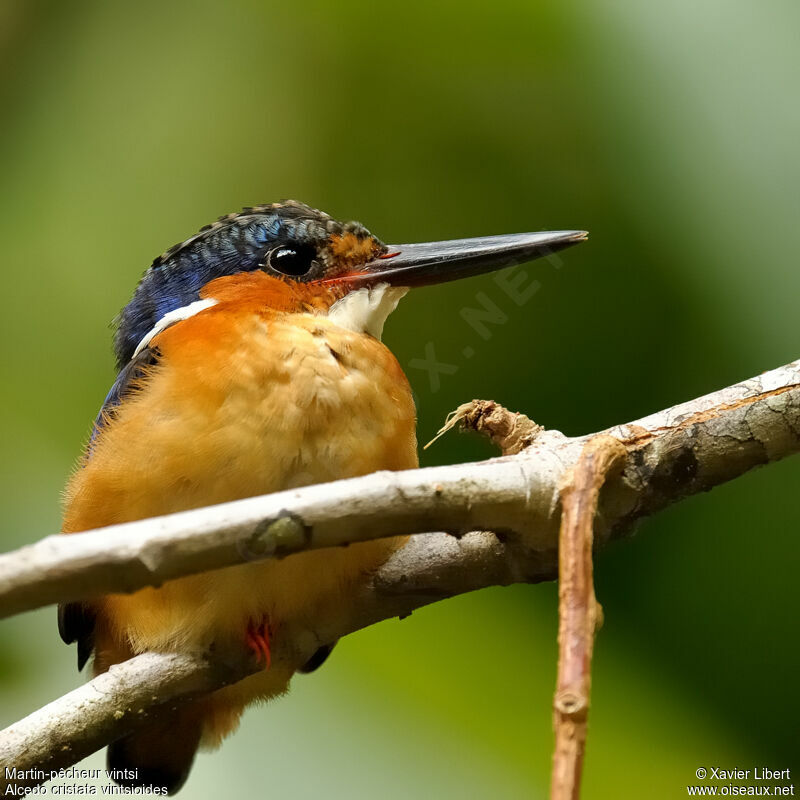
1;0;798;797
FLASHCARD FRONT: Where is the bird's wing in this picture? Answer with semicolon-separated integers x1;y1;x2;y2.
89;344;161;447
92;297;218;445
59;343;162;671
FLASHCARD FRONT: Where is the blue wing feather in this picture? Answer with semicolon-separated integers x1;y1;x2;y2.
89;345;160;450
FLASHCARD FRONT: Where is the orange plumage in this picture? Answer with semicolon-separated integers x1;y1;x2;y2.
62;271;416;790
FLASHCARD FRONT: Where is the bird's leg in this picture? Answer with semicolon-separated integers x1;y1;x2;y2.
245;615;272;669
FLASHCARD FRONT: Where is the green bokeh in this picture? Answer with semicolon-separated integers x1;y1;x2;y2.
1;1;798;797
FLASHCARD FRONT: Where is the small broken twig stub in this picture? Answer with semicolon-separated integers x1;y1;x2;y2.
551;435;626;800
425;399;543;454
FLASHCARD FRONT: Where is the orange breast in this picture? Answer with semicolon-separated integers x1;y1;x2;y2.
62;281;417;742
65;273;416;528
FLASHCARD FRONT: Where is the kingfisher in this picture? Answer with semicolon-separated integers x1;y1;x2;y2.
57;200;586;794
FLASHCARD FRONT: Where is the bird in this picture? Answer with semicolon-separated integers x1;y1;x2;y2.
58;200;586;794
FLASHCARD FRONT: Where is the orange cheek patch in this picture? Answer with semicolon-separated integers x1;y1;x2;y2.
327;233;384;271
200;272;299;310
196;271;346;316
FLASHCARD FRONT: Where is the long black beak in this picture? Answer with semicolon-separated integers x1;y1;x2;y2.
345;230;587;288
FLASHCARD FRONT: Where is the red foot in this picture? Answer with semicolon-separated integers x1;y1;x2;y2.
246;615;272;669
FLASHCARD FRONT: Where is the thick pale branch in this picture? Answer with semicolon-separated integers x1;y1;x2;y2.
0;457;540;620
1;359;799;781
2;360;797;621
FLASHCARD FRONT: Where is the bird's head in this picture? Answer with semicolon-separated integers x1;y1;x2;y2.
115;200;586;369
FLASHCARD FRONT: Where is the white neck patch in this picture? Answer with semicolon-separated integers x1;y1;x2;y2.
327;284;408;340
132;298;218;358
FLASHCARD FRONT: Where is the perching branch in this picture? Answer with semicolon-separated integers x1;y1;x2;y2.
3;359;799;622
0;358;799;788
0;533;511;789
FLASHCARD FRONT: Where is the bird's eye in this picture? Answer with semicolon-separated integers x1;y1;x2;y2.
266;243;316;277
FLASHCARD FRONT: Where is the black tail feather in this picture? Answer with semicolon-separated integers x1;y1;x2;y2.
297;641;337;674
57;602;96;671
107;710;201;796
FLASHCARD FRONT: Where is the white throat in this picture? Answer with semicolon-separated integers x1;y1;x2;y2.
327;284;408;340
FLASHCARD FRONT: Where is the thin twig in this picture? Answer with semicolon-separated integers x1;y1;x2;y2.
551;436;626;800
